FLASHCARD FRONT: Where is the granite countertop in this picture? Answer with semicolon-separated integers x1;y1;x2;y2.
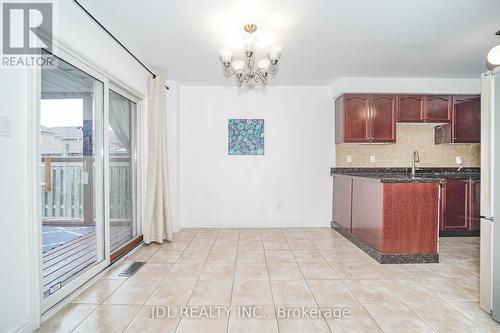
330;167;480;183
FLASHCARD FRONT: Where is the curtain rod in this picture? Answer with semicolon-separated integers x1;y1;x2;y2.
73;0;169;90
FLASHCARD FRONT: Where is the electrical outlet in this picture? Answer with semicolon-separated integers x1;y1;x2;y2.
346;155;352;163
456;156;463;165
370;155;376;163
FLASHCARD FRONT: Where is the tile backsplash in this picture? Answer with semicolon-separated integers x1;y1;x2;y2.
335;124;480;167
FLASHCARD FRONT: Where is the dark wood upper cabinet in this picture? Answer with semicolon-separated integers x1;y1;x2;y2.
434;95;481;144
425;95;452;122
453;95;481;143
370;95;396;142
398;95;424;122
335;94;396;143
343;95;370;143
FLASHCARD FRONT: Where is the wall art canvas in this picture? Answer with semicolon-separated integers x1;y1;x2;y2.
228;119;264;155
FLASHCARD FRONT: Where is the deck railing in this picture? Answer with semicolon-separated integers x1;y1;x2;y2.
41;156;132;225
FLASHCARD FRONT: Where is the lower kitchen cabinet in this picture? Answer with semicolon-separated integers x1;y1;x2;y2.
332;175;353;231
441;179;481;235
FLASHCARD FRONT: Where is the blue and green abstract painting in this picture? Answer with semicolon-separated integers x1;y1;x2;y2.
228;119;264;155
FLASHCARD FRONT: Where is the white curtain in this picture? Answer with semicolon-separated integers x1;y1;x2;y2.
109;91;131;152
143;76;173;243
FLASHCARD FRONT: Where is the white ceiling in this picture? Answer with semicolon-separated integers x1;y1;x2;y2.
78;0;500;85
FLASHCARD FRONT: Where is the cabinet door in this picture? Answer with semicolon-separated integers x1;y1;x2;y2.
398;95;424;122
370;95;396;142
453;95;481;143
332;176;352;231
469;180;481;231
351;179;383;250
425;95;452;122
443;180;468;230
344;95;370;142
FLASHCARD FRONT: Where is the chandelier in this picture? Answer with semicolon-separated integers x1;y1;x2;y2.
219;24;282;86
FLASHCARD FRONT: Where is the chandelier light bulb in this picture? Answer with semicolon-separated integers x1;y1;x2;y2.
269;44;282;62
219;48;232;64
487;44;500;67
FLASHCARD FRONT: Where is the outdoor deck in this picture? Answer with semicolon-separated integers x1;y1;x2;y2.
42;225;132;298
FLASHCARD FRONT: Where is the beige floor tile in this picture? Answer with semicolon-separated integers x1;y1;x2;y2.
268;263;304;280
363;263;411;279
206;248;238;263
38;303;97;333
298;262;340;280
265;250;296;263
234;264;269;280
146;280;196;306
124;305;180;333
130;263;172;281
261;231;285;241
232;280;274;305
186;240;214;251
321;303;382;333
217;230;240;240
175;317;228;333
271;280;316;305
329;262;373;280
343;279;398;304
276;305;330;333
400;264;441;279
164;263;203;280
447;301;500;332
239;231;262;241
291;249;325;263
128;246;160;262
177;250;209;263
228;305;278;333
238;240;264;250
213;239;239;249
455;277;479;297
237;250;266;264
199;263;235;281
158;239;190;251
407;302;482;332
431;263;475;278
318;249;360;263
73;279;124;304
104;279;160;305
189;280;233;305
415;278;478;301
378;279;441;302
444;259;480;276
307;280;358;305
286;239;314;250
263;239;289;250
148;250;182;264
311;239;340;250
73;304;140;333
173;230;198;240
363;302;435;333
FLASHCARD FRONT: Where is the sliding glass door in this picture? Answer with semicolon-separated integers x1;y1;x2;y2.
40;51;106;309
108;88;138;254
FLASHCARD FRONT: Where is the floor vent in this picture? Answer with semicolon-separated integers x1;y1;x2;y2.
119;262;146;277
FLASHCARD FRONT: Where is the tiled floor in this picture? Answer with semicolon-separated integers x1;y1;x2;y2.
38;228;500;333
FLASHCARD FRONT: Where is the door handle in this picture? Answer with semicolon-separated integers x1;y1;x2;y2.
45;157;52;192
480;215;494;222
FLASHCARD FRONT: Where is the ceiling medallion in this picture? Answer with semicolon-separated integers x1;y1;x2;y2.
219;24;282;86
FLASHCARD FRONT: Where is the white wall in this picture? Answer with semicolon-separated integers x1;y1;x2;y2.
180;86;333;228
0;1;150;332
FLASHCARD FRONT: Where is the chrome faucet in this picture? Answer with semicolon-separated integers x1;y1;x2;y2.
411;150;420;177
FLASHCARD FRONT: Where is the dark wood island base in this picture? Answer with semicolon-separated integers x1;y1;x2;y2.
331;172;442;264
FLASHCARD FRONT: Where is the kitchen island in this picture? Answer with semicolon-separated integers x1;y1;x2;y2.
331;168;480;264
